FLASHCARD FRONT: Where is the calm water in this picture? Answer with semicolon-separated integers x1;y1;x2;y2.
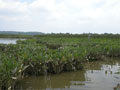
16;58;120;90
0;38;24;44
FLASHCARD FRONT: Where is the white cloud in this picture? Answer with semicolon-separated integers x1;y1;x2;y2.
0;0;120;33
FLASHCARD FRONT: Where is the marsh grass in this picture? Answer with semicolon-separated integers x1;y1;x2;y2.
0;34;120;90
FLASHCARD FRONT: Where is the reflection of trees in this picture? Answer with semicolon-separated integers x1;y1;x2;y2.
84;61;102;71
16;58;120;90
16;70;86;90
84;58;120;71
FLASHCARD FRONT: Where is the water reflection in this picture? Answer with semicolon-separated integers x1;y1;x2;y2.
16;58;120;90
0;38;24;44
17;70;86;90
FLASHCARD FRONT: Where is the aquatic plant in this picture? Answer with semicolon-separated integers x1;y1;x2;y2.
0;34;120;90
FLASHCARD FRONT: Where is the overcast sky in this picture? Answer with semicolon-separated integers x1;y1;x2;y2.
0;0;120;34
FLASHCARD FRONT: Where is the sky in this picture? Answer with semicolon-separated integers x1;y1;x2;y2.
0;0;120;34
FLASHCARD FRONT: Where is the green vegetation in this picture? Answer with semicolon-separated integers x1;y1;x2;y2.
0;34;32;38
0;34;120;90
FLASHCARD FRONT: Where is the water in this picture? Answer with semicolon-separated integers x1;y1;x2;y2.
16;58;120;90
0;38;24;44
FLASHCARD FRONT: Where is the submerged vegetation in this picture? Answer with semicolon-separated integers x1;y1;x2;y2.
0;33;120;90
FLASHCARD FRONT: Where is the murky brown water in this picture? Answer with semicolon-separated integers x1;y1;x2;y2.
16;58;120;90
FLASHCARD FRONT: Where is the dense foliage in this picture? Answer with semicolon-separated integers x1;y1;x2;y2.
0;34;120;90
